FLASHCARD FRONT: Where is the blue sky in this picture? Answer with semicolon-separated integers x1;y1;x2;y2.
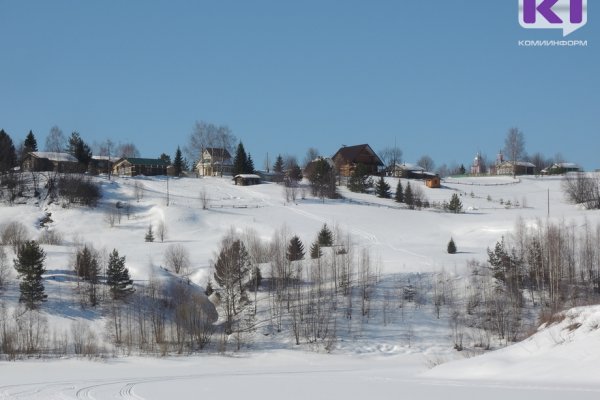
0;1;598;170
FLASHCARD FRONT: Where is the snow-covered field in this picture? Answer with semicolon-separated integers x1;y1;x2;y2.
1;173;600;399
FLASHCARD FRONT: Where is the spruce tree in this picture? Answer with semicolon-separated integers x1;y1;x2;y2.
447;238;457;254
233;142;248;175
106;249;133;299
14;240;47;309
448;193;463;214
310;241;322;259
0;129;17;173
287;236;305;261
66;131;92;165
317;224;333;247
375;175;391;198
347;163;371;193
273;154;284;173
24;130;38;152
75;245;100;282
404;182;414;209
395;180;404;203
289;164;303;182
173;146;184;176
245;153;255;174
145;225;154;242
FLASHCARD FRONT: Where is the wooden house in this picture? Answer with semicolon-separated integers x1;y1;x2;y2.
112;158;169;177
89;155;118;175
22;152;80;173
425;175;441;188
391;163;426;179
332;144;383;177
196;148;233;176
233;174;261;186
541;163;582;175
496;161;535;176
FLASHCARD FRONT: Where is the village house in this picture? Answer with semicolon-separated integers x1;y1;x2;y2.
391;162;425;179
112;157;169;177
541;163;582;175
233;174;261;186
496;161;536;176
195;147;233;176
332;144;384;177
89;155;118;175
21;152;80;173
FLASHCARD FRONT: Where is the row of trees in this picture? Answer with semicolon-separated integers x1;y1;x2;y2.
5;240;134;311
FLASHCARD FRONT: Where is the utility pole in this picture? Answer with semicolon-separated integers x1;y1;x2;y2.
166;175;170;206
547;188;550;217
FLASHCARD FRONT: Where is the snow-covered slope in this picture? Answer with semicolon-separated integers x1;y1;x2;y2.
426;306;600;387
2;174;600;398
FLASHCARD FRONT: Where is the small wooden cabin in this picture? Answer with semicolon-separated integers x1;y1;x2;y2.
233;174;261;186
425;175;441;188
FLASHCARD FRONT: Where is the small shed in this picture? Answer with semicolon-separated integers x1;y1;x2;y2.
425;175;441;188
233;174;261;186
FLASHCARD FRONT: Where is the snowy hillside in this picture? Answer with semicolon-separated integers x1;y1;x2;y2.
1;173;600;399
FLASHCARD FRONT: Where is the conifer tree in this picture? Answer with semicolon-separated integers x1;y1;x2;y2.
308;158;336;200
347;163;371;193
233;142;248;175
66;131;92;165
287;236;305;261
24;130;38;152
173;146;184;176
106;249;133;299
145;225;154;242
14;240;47;309
246;153;255;174
375;175;391;198
395;180;404;203
273;154;284;173
75;245;100;281
75;245;101;306
289;164;303;182
0;129;17;173
447;238;457;254
317;224;334;247
310;241;322;259
404;182;414;209
448;193;463;213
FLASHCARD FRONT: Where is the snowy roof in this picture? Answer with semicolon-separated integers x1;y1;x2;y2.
30;152;78;163
554;162;579;169
394;162;424;171
92;155;119;162
234;174;261;179
499;161;535;168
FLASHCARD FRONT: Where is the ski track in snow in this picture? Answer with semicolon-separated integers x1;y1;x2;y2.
286;206;431;263
3;370;600;400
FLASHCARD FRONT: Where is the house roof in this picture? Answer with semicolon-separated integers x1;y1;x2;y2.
30;152;78;163
117;158;170;166
331;144;384;166
234;174;261;179
394;162;425;172
205;148;232;159
92;155;119;162
498;161;536;168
